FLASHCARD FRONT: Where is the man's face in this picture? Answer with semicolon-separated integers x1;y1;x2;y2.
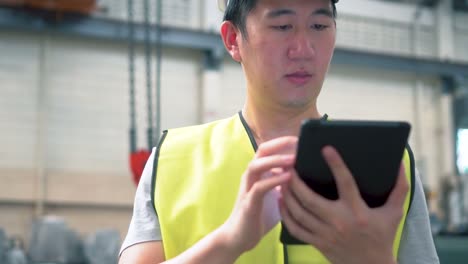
237;0;336;109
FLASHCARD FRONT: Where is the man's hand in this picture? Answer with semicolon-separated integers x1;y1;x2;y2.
280;146;408;264
220;136;298;255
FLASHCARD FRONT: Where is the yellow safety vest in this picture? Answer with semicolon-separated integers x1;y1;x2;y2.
152;113;415;263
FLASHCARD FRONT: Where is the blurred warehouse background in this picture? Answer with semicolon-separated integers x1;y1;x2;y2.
0;0;468;263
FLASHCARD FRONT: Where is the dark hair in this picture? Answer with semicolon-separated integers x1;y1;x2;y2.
223;0;338;37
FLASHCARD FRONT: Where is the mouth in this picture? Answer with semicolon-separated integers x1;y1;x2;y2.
285;71;313;85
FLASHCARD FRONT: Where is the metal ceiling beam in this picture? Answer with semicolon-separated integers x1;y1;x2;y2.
0;8;222;51
0;7;467;77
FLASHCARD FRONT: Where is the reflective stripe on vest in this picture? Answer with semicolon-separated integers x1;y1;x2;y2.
153;113;413;263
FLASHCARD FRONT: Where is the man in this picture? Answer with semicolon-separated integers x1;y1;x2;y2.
119;0;439;263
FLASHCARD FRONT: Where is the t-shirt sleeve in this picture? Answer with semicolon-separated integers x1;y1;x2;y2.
397;169;440;264
119;147;162;256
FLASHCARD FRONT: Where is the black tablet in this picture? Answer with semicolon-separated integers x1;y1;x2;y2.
280;119;411;244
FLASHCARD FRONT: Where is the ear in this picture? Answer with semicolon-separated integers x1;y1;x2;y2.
220;21;242;62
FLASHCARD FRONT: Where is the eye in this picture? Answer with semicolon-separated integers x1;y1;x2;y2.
272;24;293;31
312;24;329;31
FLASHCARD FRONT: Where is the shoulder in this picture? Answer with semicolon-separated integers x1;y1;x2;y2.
398;170;440;263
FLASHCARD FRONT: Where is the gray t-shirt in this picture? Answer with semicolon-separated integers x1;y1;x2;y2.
120;148;440;263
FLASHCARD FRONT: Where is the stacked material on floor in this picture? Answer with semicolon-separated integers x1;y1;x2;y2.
84;229;120;264
28;216;85;264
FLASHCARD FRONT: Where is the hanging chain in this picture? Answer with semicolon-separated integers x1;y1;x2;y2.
128;0;137;153
144;0;154;149
155;0;163;143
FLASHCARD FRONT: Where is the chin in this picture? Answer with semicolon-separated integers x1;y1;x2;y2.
283;99;311;108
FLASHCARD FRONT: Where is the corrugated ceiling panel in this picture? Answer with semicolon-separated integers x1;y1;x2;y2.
94;0;201;29
337;14;437;58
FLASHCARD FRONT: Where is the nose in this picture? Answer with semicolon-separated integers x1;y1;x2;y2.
287;32;315;60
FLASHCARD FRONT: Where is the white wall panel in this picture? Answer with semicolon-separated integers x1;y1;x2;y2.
0;31;40;169
320;65;415;121
159;47;201;130
45;37;201;174
45;37;130;175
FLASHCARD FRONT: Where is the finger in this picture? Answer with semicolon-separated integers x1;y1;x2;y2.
245;155;295;191
255;137;298;158
322;146;364;210
288;170;331;219
385;163;409;210
279;197;321;245
249;172;292;206
282;180;327;230
271;167;285;174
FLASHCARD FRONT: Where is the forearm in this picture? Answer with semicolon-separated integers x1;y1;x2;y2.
162;227;242;264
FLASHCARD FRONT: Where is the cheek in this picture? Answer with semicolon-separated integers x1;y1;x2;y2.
244;43;278;78
317;44;335;70
253;41;271;59
257;42;285;71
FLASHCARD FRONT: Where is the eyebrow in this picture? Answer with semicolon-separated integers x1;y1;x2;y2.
314;8;334;18
266;8;334;19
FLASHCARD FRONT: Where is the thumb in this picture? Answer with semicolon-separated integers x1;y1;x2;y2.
386;163;409;210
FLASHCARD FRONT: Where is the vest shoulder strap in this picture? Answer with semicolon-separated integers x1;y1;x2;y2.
405;144;416;212
151;130;169;215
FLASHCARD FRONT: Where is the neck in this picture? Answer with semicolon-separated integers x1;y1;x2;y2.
242;102;321;146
